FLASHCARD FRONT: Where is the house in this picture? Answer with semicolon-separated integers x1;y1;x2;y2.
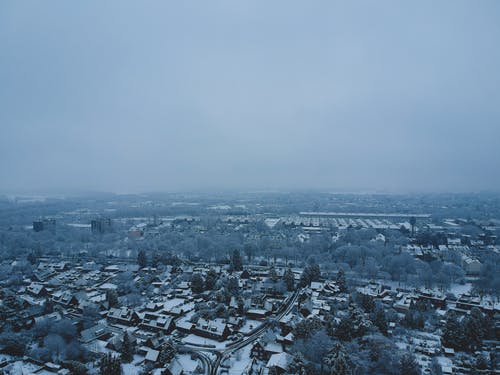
107;307;140;326
138;346;160;363
278;313;296;334
356;283;390;299
26;283;47;297
175;319;194;334
322;281;340;295
393;293;415;313
34;311;62;325
240;269;251;279
144;336;168;351
226;316;244;331
33;269;57;283
461;256;481;274
417;289;446;309
250;341;265;360
80;324;112;343
165;358;184;375
106;331;136;352
250;341;283;361
51;291;78;307
139;312;175;334
193;318;230;341
247;308;270;320
266;352;292;374
276;332;294;346
310;281;323;292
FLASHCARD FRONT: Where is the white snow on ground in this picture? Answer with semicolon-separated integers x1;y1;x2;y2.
67;223;91;228
122;363;143;375
239;319;262;334
0;354;12;363
437;356;453;366
182;334;228;349
226;345;253;374
450;282;472;296
395;341;409;350
122;354;145;375
177;354;199;372
163;298;185;310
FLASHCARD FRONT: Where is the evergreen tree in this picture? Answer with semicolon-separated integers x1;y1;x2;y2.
309;263;321;282
373;307;388;335
190;273;204;294
158;340;177;366
336;268;347;292
230;249;243;272
283;267;295;291
399;352;420;375
410;216;416;236
43;298;54;314
464;307;485;352
137;250;147;269
324;343;352;375
151;252;161;268
27;252;37;265
490;351;498;373
65;361;88;375
99;353;122;375
106;289;119;308
335;317;353;341
205;268;218;290
269;266;278;283
243;243;254;262
299;263;321;287
442;312;465;351
358;293;375;312
402;308;424;330
473;353;489;372
120;332;133;363
236;297;245;315
293;316;323;339
428;358;443;375
348;306;371;338
287;352;307;375
227;276;239;296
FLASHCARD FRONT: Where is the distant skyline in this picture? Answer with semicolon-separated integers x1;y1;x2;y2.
1;1;500;194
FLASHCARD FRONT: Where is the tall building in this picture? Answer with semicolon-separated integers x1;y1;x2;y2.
33;218;56;233
91;218;112;234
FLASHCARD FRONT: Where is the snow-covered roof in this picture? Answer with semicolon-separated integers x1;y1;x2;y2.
266;352;291;370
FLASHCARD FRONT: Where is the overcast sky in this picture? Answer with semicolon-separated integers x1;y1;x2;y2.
1;1;499;194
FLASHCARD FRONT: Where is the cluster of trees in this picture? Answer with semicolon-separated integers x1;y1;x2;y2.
442;308;494;352
0;329;30;357
1;196;497;302
0;317;89;367
1;317;88;364
299;263;321;287
120;332;134;363
190;268;220;294
287;293;406;375
283;267;295;291
30;318;88;363
158;339;177;367
473;256;500;299
229;249;243;271
286;330;418;375
99;353;121;375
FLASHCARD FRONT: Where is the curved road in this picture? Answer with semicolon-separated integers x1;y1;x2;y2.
181;289;300;375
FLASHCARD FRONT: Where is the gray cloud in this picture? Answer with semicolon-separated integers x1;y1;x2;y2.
1;1;499;193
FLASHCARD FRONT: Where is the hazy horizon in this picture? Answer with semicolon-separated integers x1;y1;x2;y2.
1;1;500;193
